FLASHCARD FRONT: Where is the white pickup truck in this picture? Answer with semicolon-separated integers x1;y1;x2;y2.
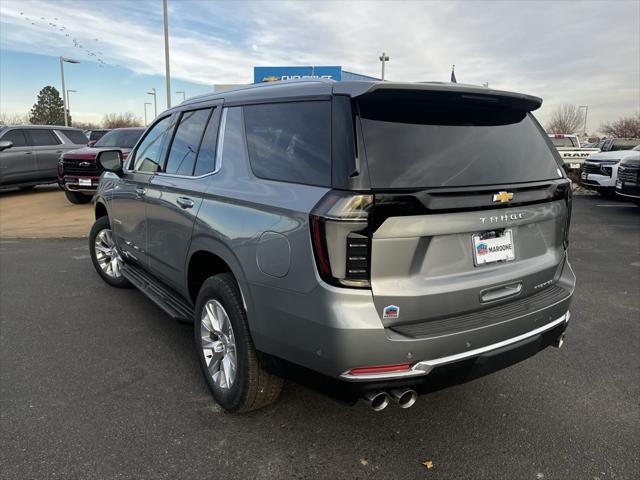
548;134;600;172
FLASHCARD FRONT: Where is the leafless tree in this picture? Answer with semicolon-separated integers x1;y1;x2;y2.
545;104;585;134
103;112;143;129
0;112;30;125
72;121;101;130
600;112;640;138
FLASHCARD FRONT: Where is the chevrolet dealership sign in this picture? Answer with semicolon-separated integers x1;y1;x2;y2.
254;66;342;83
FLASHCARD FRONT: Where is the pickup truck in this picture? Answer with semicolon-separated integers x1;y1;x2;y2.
548;134;600;173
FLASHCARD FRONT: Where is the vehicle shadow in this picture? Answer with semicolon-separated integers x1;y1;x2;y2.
0;183;61;198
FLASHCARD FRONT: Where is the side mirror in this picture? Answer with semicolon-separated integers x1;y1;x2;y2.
0;140;14;151
87;140;97;147
96;150;124;175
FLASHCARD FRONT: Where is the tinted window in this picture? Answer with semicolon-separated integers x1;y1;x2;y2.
165;109;211;175
89;130;108;141
95;129;144;148
1;129;27;147
26;129;60;146
131;117;173;173
194;109;218;176
61;130;88;144
216;107;247;175
244;101;331;186
550;136;578;148
358;99;561;188
610;139;640;151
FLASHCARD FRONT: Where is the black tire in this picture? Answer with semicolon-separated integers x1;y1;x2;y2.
89;216;131;288
65;190;93;204
195;274;283;413
19;185;36;191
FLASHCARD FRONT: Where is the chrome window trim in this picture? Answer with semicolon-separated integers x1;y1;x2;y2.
126;107;226;181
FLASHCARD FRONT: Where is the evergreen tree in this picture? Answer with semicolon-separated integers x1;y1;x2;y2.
29;86;69;125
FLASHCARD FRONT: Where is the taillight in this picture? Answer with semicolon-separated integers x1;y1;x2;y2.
552;181;572;249
309;191;373;288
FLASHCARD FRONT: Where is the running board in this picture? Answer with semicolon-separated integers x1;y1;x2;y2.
122;264;194;323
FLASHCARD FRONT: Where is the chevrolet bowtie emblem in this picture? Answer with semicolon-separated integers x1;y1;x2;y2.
493;191;514;203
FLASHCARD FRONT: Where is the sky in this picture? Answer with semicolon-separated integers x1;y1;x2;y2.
1;0;638;131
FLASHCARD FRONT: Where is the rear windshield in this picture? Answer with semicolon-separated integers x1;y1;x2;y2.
62;129;89;144
89;130;108;141
550;136;578;148
358;99;561;188
95;129;144;148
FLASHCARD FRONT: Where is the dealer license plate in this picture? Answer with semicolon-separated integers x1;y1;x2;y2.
581;172;588;180
570;163;581;169
472;230;515;266
78;178;92;187
616;180;623;189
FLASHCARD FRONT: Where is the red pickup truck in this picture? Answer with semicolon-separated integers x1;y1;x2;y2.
58;127;144;204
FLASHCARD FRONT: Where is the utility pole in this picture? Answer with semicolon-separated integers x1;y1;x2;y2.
579;105;589;135
163;0;171;108
59;56;80;127
379;52;389;81
147;88;157;118
144;102;152;126
67;89;77;125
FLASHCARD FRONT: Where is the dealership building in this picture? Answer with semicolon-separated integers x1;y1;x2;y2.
253;66;378;83
214;66;379;92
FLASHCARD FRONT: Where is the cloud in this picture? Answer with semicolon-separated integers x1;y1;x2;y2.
1;0;638;129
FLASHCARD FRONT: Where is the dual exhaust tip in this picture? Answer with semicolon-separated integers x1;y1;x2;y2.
363;388;417;411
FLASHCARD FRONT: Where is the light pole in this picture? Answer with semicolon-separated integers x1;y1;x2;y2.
176;90;186;102
163;0;171;108
66;89;77;125
144;102;152;126
379;52;389;81
59;56;80;127
147;88;157;118
579;105;589;136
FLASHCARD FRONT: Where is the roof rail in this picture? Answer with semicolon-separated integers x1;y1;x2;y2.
183;78;335;105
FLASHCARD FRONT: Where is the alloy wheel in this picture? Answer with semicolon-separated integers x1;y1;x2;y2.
94;228;123;278
200;299;237;389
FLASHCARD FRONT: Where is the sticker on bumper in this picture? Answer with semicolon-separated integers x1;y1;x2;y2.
383;305;399;319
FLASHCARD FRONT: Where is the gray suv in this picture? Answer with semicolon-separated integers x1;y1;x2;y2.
90;80;576;413
0;125;88;190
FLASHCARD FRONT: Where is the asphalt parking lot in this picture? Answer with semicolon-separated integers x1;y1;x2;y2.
1;194;638;480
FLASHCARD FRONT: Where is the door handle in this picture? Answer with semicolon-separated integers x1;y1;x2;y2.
176;197;195;209
135;187;147;198
25;151;33;155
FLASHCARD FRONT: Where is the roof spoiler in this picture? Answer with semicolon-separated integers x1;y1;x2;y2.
334;81;543;112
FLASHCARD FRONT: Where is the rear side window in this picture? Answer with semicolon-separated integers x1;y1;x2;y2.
26;129;60;146
164;109;211;175
358;99;561;188
61;129;88;144
1;129;27;147
243;101;331;186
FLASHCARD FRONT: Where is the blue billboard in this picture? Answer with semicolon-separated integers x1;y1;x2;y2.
254;66;342;83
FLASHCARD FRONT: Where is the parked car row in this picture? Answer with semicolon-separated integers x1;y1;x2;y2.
0;125;145;204
546;133;640;205
0;125;89;190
